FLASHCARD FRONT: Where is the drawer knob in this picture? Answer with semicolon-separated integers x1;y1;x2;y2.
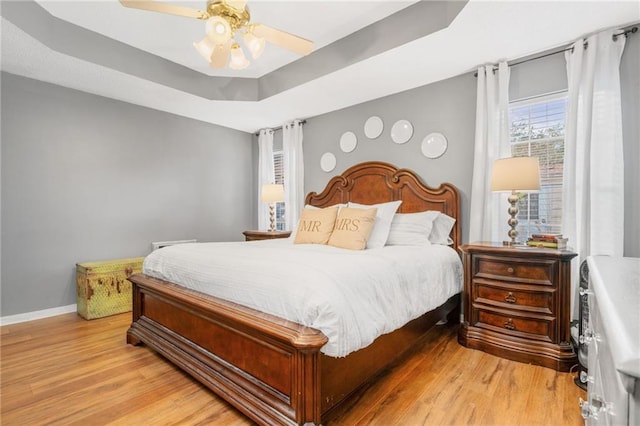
504;319;516;330
579;398;598;420
507;267;515;274
579;288;593;296
504;292;517;303
580;396;614;419
579;371;594;384
579;329;600;345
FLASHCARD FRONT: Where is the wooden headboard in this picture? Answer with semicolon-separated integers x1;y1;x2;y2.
305;161;461;251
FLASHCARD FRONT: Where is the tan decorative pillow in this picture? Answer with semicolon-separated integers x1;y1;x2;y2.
294;207;339;245
328;207;378;250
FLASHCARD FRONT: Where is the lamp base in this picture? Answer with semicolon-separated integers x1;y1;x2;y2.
268;204;276;232
503;191;521;247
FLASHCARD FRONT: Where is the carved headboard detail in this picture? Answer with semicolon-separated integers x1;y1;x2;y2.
305;161;461;251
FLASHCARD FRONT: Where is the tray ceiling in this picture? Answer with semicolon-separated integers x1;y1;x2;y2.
2;0;638;133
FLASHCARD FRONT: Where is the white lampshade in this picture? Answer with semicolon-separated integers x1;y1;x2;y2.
193;36;216;61
206;16;232;45
261;184;284;203
491;157;541;192
243;32;266;59
229;44;250;70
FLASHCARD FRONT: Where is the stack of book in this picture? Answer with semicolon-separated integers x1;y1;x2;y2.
526;233;568;249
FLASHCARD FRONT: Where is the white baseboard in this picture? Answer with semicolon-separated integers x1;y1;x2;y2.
0;304;77;326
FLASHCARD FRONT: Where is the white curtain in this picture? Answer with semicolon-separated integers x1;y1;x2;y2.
469;62;511;243
258;128;275;231
283;120;304;231
563;29;626;319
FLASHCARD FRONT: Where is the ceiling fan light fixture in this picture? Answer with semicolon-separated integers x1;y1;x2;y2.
229;43;250;70
118;0;314;71
243;31;265;59
206;16;232;44
193;36;216;61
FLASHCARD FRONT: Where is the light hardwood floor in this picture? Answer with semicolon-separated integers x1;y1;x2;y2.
1;312;585;425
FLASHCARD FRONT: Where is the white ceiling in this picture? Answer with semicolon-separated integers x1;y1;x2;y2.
2;1;639;133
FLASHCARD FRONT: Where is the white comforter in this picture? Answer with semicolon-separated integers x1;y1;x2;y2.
142;239;463;357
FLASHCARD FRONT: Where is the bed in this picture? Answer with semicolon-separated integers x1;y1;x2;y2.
127;161;462;425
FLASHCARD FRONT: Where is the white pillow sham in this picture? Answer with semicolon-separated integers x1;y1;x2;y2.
348;200;402;249
386;211;435;246
386;211;456;246
430;212;456;245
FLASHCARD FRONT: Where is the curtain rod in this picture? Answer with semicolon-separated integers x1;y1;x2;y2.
254;120;307;136
474;25;638;77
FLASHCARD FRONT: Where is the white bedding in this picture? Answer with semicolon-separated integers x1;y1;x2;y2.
142;239;463;357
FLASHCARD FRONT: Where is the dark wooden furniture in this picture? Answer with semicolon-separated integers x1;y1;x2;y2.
458;242;577;371
243;230;291;241
127;161;461;425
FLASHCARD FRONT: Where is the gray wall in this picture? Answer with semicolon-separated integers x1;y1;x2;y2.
1;72;254;316
302;73;477;244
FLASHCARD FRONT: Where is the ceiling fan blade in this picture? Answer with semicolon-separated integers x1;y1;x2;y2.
119;0;207;20
210;40;232;68
252;24;314;56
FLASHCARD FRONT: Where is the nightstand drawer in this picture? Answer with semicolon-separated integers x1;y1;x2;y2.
474;255;556;286
474;308;554;342
473;280;554;314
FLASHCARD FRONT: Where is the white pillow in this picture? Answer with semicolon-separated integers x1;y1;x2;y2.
429;212;456;245
348;200;402;249
386;211;438;246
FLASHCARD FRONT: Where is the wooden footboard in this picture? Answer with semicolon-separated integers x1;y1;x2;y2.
127;273;460;425
127;274;328;425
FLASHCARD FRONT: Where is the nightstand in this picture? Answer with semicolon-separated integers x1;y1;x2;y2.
458;242;578;371
243;230;291;241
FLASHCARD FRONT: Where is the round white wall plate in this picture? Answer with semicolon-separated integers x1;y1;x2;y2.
421;132;448;158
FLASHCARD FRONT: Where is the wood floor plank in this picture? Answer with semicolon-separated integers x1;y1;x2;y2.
1;313;585;425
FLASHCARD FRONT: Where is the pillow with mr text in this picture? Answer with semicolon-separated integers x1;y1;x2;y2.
293;207;338;245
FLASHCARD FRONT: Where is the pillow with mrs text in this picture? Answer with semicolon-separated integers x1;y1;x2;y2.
327;207;377;250
293;207;338;245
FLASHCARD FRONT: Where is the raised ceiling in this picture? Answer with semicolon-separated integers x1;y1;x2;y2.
2;1;639;133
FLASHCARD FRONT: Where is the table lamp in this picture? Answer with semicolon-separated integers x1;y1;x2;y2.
261;184;285;232
490;157;540;246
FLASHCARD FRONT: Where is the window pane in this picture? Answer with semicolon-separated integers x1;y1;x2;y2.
509;93;567;241
273;151;286;231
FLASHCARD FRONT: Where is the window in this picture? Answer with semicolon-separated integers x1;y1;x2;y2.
509;92;567;240
273;150;286;231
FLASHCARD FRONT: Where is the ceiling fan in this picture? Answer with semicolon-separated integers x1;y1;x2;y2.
119;0;314;70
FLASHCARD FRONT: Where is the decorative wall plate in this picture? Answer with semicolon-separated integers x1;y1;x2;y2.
364;116;384;139
320;152;336;172
339;131;357;153
390;120;413;144
421;132;448;159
